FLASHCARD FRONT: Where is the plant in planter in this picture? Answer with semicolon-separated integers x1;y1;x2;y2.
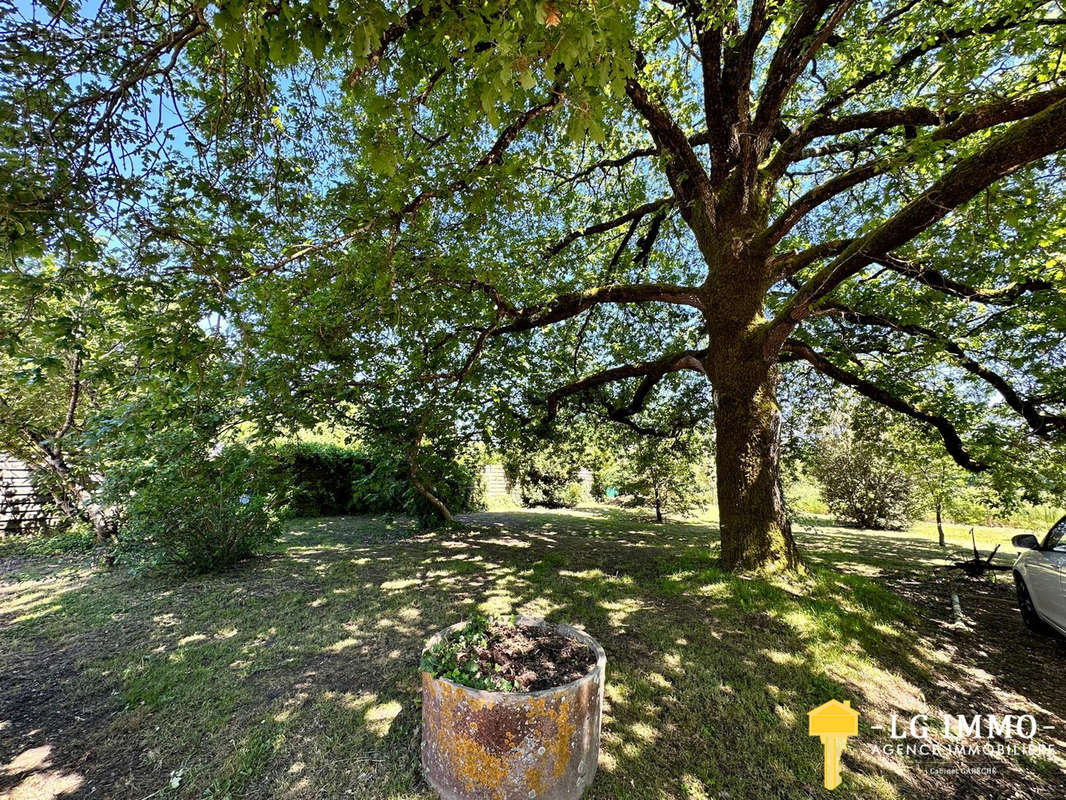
420;616;606;800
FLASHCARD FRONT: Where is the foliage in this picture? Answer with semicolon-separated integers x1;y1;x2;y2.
114;432;281;572
811;436;923;531
616;428;714;522
1003;503;1066;533
5;0;1066;572
560;481;587;509
0;259;222;539
504;448;582;509
235;438;483;527
19;522;98;557
784;475;829;516
418;615;516;692
353;441;482;528
267;441;367;517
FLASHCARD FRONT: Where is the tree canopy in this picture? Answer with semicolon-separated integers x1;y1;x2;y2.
3;0;1065;571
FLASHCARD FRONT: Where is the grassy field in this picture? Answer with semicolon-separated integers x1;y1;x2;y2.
1;508;1064;799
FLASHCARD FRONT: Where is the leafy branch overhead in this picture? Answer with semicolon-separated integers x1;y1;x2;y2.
4;0;1065;570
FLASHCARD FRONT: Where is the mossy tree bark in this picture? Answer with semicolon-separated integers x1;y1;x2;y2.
708;358;800;572
703;269;801;573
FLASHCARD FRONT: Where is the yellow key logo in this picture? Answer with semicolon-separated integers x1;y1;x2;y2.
808;700;859;789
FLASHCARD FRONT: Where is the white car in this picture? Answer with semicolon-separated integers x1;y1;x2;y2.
1013;515;1066;635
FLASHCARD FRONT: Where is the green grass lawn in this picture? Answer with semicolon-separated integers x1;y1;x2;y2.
1;508;1064;799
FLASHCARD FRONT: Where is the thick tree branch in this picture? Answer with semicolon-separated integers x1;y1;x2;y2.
816;303;1066;436
772;98;1066;331
625;76;716;221
754;0;854;158
872;254;1054;305
797;6;1054;131
782;340;988;471
544;349;707;422
766;158;888;246
696;9;727;172
53;350;83;446
492;283;704;335
768;84;1066;177
702;0;771;181
771;239;854;279
765;85;1066;244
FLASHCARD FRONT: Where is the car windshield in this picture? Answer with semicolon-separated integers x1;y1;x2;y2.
1043;515;1066;551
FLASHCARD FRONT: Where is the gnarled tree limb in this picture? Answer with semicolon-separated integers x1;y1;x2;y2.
782;339;988;471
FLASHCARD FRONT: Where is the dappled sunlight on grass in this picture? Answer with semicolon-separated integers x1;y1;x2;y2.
2;508;1064;798
1;744;84;800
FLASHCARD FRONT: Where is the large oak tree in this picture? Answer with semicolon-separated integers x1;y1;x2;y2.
5;0;1066;571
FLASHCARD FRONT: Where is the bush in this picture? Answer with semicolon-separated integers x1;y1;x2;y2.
117;436;281;572
263;440;480;526
505;450;581;508
811;437;921;530
561;482;586;508
785;476;829;515
590;468;611;502
352;442;482;528
942;486;995;526
1004;502;1066;531
22;523;98;557
268;441;368;517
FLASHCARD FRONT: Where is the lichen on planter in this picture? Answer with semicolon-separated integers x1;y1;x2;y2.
420;617;606;800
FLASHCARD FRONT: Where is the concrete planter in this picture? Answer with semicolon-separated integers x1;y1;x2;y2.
420;617;606;800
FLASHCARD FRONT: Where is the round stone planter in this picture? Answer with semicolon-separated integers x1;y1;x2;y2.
420;617;606;800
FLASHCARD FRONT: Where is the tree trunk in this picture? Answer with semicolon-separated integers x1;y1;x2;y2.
15;442;115;542
654;486;663;523
936;500;946;547
410;472;454;524
708;351;801;573
407;412;454;526
38;456;116;542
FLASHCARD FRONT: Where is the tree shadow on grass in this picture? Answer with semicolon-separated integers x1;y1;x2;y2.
1;509;1064;799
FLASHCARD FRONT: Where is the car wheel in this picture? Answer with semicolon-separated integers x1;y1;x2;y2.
1015;573;1050;633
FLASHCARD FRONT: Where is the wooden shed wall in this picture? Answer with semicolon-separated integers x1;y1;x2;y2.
0;453;52;535
481;463;511;497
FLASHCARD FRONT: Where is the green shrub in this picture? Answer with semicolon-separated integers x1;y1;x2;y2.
352;443;481;528
590;468;611;502
268;441;368;517
943;487;994;526
22;522;98;556
505;450;580;508
117;436;281;572
811;436;922;530
786;477;829;515
1004;503;1066;531
561;482;586;508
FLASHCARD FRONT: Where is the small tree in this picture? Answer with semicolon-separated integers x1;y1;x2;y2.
849;403;998;546
811;436;922;530
0;260;220;541
618;431;713;523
